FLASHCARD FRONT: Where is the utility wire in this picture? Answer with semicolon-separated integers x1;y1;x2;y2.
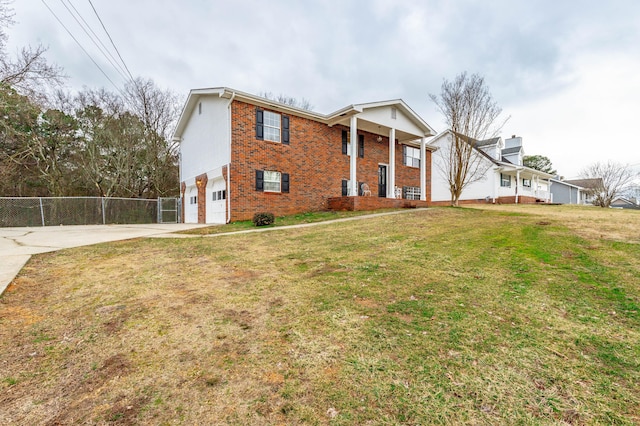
87;0;136;84
58;0;131;84
40;0;126;96
64;0;132;83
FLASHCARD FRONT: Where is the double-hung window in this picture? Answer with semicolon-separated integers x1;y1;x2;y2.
403;146;420;168
342;130;364;157
256;170;290;193
500;173;511;187
263;171;281;192
256;109;290;144
522;178;531;188
263;111;281;142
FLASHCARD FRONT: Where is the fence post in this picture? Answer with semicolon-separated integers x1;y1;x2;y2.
157;198;161;223
39;197;45;226
101;198;106;225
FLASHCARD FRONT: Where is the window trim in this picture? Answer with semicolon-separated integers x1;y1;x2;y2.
256;170;289;193
500;173;511;188
402;186;421;200
403;145;420;168
256;109;290;144
263;111;281;143
341;130;364;158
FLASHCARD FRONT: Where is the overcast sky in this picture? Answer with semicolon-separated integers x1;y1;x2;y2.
7;0;640;178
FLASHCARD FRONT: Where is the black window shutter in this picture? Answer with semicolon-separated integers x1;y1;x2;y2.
282;116;290;145
341;179;348;196
358;135;364;158
358;181;363;196
255;170;264;191
402;186;407;199
256;109;264;140
342;130;348;155
403;145;407;165
281;173;290;193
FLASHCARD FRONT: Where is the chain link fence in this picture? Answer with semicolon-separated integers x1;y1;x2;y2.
0;197;181;227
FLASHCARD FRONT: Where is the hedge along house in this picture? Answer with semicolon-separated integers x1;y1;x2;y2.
173;87;437;224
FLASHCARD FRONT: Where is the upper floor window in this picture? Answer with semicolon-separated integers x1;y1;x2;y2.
403;146;420;168
263;111;281;142
342;130;364;157
256;109;290;144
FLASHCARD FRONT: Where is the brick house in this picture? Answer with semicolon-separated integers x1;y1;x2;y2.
173;88;436;224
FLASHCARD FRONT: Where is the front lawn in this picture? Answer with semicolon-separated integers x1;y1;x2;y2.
1;206;638;424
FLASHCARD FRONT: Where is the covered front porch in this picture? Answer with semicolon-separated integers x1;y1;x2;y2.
497;166;553;203
327;100;436;202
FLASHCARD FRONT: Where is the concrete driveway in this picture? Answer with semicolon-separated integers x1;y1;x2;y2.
0;223;208;296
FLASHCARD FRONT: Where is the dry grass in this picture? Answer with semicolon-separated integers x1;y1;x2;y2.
468;203;640;243
1;206;639;424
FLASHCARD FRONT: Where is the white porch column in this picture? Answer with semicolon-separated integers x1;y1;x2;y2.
515;170;520;204
350;115;358;196
388;128;396;198
420;137;427;201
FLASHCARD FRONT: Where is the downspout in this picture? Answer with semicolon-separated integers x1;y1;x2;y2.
226;91;236;223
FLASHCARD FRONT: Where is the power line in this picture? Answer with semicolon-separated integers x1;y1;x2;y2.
87;0;135;84
58;0;131;84
65;0;132;83
40;0;126;96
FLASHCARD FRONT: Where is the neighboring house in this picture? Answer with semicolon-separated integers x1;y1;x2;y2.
622;183;640;204
610;197;639;209
563;178;603;205
429;131;554;204
549;178;586;204
173;87;436;224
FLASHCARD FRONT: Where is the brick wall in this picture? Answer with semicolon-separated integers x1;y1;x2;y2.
196;173;208;224
229;100;428;221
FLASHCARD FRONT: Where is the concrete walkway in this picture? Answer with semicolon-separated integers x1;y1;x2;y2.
0;210;421;296
0;223;208;296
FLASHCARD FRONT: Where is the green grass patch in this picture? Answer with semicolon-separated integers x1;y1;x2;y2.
179;208;403;235
1;207;639;424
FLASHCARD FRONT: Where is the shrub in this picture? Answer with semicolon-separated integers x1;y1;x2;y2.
253;212;275;226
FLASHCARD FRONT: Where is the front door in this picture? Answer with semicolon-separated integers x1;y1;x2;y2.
378;165;387;197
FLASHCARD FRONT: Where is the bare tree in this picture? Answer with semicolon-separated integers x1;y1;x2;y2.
0;1;65;104
259;91;313;110
430;72;507;206
0;46;66;101
580;161;638;208
123;78;181;197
